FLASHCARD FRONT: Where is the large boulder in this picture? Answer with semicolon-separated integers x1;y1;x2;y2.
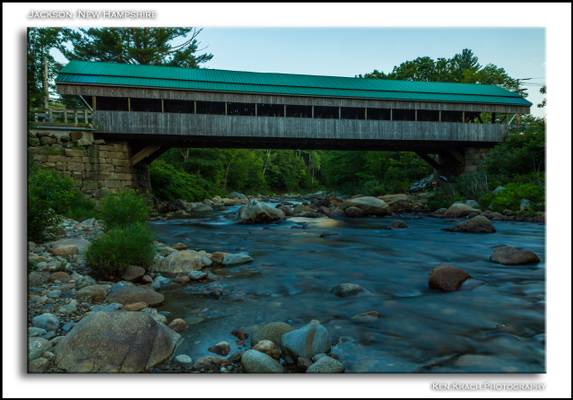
444;215;496;233
343;196;389;216
428;264;471;292
379;194;415;212
241;349;284;373
54;311;180;372
152;250;212;273
281;320;331;359
490;246;541;265
444;202;481;218
106;283;164;306
238;200;285;224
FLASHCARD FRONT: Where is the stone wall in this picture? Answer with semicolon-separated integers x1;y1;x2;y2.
463;147;490;173
28;129;142;196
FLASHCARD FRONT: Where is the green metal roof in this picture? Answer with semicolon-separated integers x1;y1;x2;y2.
56;60;532;108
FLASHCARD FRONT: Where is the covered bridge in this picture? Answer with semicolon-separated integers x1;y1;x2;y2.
55;60;531;179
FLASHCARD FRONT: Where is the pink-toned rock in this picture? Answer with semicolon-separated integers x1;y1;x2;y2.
48;271;71;283
124;302;147;311
208;341;231;356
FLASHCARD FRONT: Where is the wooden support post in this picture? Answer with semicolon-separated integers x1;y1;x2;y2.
130;145;163;167
284;104;287;117
255;103;258;117
311;105;314;119
338;107;341;119
128;98;131;112
64;109;68;124
462;111;465;123
92;96;96;110
439;110;442;122
74;111;78;125
193;101;197;114
84;110;88;124
224;102;228;115
364;108;368;120
161;99;165;113
414;109;418;121
390;109;393;121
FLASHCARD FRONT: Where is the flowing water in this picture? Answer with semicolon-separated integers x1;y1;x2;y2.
150;204;545;373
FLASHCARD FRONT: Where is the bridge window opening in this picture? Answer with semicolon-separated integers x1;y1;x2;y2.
366;108;391;120
227;102;256;116
130;98;162;112
164;99;194;113
441;110;464;122
464;111;481;123
314;106;339;119
95;96;129;111
392;109;416;121
286;105;312;118
257;103;284;117
417;110;440;122
341;107;366;120
196;101;226;115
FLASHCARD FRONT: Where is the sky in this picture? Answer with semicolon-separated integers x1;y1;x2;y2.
53;27;546;116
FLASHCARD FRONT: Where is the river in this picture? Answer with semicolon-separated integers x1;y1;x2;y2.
150;203;545;373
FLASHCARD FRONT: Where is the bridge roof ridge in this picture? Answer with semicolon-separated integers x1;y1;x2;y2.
57;60;532;107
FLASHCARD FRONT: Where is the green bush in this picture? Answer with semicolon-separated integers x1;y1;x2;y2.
28;167;96;241
99;189;150;229
86;223;155;278
150;160;215;202
489;183;545;212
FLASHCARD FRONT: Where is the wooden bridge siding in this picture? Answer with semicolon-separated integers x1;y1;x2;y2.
57;84;529;114
94;111;507;143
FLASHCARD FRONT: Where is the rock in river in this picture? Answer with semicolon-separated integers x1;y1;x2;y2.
281;320;331;359
331;282;364;297
306;355;345;373
121;265;146;282
153;250;212;274
208;341;231;356
241;349;284;373
490;246;541;265
250;321;294;346
54;311;181;372
211;252;254;266
444;202;480;218
253;339;282;359
76;284;109;303
238;199;285;224
343;196;389;216
444;215;496;233
28;337;52;360
428;264;471;292
106;283;164;306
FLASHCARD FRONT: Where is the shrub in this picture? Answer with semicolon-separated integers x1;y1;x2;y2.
28;167;96;241
86;223;155;278
99;190;150;229
150;160;215;202
489;183;545;212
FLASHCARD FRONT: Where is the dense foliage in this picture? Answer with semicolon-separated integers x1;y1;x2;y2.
28;167;96;241
150;159;216;202
86;223;155;278
99;190;151;229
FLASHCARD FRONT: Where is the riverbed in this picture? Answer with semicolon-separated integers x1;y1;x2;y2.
150;205;545;373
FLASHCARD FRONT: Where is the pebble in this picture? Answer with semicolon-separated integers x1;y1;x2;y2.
32;313;59;331
175;354;193;365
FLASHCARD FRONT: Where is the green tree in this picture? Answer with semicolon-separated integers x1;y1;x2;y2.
27;28;72;109
62;28;213;67
360;49;521;93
